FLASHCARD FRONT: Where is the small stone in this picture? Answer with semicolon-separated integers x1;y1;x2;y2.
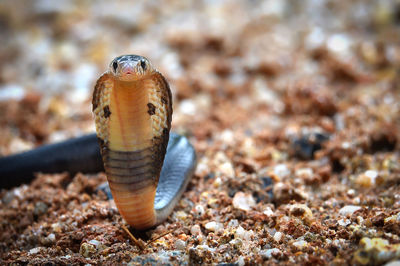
236;256;245;266
295;168;313;179
28;247;42;255
80;242;96;258
218;162;235;178
273;231;283;243
273;164;290;178
339;205;362;216
194;205;205;216
205;221;223;232
47;233;56;242
260;248;281;259
190;224;202;235
292;240;308;250
174;211;188;221
233;192;256;211
228;219;239;228
175;239;186;250
263;207;274;216
354;237;400;265
34;202;48;216
289;204;313;224
229;238;243;248
234;226;253;240
356;170;379;188
291;132;329;160
338;219;351;226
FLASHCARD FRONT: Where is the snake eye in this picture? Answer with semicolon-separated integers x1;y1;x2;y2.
112;61;118;72
140;60;147;71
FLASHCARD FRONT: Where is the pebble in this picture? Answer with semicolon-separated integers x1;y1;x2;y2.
194;204;205;216
289;204;313;224
292;240;308;250
34;202;48;216
229;238;243;248
235;226;254;241
263;206;274;216
273;231;283;243
291;132;329;160
260;248;281;259
354;237;400;265
218;162;235;178
232;192;256;211
338;219;351;226
228;219;239;228
190;225;202;235
236;256;245;266
273;164;290;179
79;242;96;258
205;221;223;232
356;170;379;188
0;84;25;101
295;168;313;179
174;239;186;250
339;205;362;216
28;247;42;255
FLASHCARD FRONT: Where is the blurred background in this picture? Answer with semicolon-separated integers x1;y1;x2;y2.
0;0;399;154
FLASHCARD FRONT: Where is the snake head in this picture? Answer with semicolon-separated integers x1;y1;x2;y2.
110;55;154;81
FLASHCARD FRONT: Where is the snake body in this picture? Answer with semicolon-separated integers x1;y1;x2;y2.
0;55;196;230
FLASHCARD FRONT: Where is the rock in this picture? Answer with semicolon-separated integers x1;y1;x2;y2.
273;164;290;179
191;225;202;235
292;240;308;250
290;132;330;160
232;192;256;211
339;205;362;216
175;239;186;250
79;242;96;258
353;237;400;265
194;204;205;217
356;170;380;188
28;247;42;255
289;204;313;224
34;202;48;216
205;221;223;232
273;231;283;243
260;248;281;259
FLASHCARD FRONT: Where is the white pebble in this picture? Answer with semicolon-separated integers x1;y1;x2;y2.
274;164;290;178
228;219;239;228
194;205;205;216
295;168;313;179
260;248;281;259
263;207;274;216
292;240;308;250
218;162;235;178
338;219;351;226
236;256;245;266
205;221;223;232
28;247;41;254
273;231;283;242
47;233;56;242
233;192;256;211
339;205;362;216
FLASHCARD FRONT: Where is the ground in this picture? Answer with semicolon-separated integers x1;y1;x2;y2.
0;0;400;265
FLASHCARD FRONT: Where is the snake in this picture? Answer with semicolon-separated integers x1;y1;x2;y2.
0;55;196;230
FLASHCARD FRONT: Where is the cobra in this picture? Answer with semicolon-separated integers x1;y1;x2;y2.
0;55;196;230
